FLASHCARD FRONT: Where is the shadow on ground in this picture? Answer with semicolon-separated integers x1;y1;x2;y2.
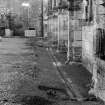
21;96;54;105
38;85;69;100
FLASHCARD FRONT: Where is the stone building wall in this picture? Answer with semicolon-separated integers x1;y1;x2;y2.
47;10;69;42
82;25;105;101
82;25;96;73
47;16;58;40
82;0;105;101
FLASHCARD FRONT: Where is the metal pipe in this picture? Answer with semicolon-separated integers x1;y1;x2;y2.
41;0;44;37
57;10;60;52
27;7;30;29
67;10;70;61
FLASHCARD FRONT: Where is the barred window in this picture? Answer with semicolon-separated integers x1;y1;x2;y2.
96;28;105;60
54;0;56;7
83;0;93;22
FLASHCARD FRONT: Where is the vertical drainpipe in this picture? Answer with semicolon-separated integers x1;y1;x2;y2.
49;15;51;38
41;0;44;37
48;16;50;38
67;9;70;61
57;9;60;52
93;0;97;25
48;17;49;37
66;1;70;63
27;7;30;29
47;17;49;37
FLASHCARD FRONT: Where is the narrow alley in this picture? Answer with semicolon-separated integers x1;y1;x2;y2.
0;37;103;105
0;37;69;105
0;0;105;104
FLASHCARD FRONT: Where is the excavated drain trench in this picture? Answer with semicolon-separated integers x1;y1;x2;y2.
38;85;69;101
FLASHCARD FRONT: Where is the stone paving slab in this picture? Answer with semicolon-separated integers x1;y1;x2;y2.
0;37;104;105
37;38;105;104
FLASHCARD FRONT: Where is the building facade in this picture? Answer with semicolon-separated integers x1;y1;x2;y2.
46;0;83;61
82;0;105;101
46;0;105;101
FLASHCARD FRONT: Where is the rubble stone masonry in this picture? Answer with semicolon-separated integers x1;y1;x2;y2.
82;0;105;101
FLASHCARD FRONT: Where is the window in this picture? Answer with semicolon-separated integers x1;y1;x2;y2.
48;0;52;11
96;28;105;60
88;0;93;21
54;0;56;7
83;0;93;22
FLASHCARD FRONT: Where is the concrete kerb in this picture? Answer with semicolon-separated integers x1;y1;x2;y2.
46;47;88;101
46;48;75;100
40;38;104;102
47;47;105;102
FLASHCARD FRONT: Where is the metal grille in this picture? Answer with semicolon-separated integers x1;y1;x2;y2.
96;28;105;60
